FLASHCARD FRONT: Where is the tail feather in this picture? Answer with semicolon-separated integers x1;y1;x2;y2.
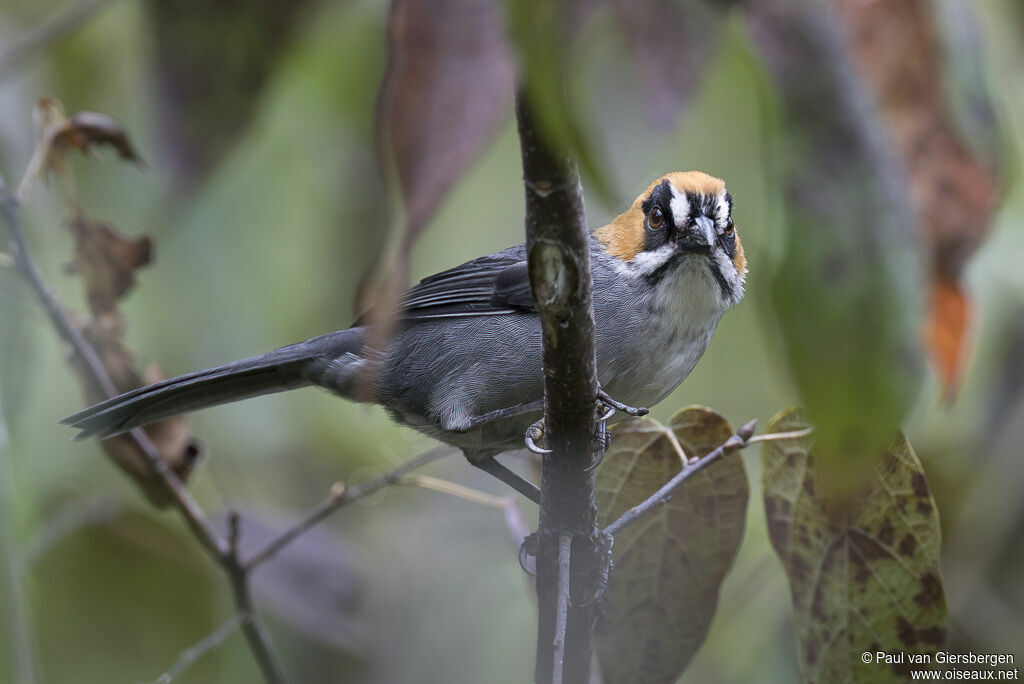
61;329;360;440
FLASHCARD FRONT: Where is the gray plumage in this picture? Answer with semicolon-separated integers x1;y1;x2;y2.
62;177;746;470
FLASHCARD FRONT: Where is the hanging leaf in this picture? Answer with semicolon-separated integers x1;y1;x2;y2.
748;1;923;484
595;407;749;684
62;211;200;508
65;212;152;318
377;0;515;241
837;0;1001;400
147;0;313;193
762;409;947;683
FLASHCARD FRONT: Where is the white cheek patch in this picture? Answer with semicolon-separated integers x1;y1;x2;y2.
631;243;676;274
669;185;690;231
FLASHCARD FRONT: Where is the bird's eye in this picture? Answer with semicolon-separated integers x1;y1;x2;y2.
648;207;665;230
724;218;735;234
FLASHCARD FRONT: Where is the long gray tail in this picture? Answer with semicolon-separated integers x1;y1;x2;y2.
61;329;362;441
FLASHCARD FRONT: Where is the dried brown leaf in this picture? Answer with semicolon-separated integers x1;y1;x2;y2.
762;409;947;683
595;407;749;684
65;212;151;317
20;98;143;199
61;211;199;507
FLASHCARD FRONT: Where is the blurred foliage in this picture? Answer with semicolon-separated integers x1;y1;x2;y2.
0;0;1022;683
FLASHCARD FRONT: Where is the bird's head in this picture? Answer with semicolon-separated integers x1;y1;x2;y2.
596;171;746;306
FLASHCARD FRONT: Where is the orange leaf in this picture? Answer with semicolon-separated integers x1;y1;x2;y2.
926;279;970;401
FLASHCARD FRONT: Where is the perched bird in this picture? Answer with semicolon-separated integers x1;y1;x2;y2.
62;171;746;502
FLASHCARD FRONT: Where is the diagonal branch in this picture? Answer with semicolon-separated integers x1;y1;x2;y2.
0;177;284;684
244;445;453;571
144;614;243;684
603;419;758;537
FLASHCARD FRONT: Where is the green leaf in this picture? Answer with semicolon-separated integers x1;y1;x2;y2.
748;2;924;480
762;409;947;684
595;407;749;684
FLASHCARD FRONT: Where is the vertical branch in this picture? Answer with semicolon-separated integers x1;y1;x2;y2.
516;91;602;684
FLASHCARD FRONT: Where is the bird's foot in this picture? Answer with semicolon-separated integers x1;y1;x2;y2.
524;411;612;470
596;388;648;418
518;532;539;576
524;419;552;455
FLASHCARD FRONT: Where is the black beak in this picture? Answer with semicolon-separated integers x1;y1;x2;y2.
676;215;717;254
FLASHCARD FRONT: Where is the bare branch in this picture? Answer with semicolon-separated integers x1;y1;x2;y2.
397;475;509;509
603;419;758;537
744;427;813;445
145;615;243;684
244;445;453;571
223;514;286;684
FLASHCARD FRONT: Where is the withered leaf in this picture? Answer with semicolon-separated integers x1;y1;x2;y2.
762;409;947;683
61;211;198;508
378;0;515;239
595;407;749;684
35;98;142;174
56;111;143;164
66;212;151;318
837;0;1000;400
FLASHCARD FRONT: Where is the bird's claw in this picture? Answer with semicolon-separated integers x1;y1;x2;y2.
518;532;539;576
596;389;648;417
525;420;552;455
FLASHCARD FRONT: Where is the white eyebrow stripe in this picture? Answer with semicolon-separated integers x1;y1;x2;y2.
669;185;689;229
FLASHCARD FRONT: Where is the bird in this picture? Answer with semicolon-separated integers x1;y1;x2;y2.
62;171;746;503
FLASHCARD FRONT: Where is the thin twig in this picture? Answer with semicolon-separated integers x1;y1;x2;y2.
744;427;813;445
397;475;509;509
552;533;572;684
603;419;759;537
223;513;286;684
145;615;243;684
0;0;123;82
244;445;453;570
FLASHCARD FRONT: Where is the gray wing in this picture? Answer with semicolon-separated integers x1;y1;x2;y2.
357;246;535;323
